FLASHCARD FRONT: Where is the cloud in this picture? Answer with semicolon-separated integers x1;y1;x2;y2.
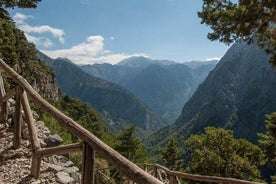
13;13;32;24
41;35;146;65
25;33;54;48
205;57;221;61
19;24;65;44
13;12;65;47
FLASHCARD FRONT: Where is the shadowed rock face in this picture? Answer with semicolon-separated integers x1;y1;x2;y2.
147;42;276;148
39;52;164;131
80;57;217;124
174;42;276;142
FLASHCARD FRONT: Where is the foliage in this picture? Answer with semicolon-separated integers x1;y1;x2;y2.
0;14;56;100
159;134;184;170
114;125;148;163
258;112;276;182
186;127;265;182
198;0;276;64
0;0;41;18
42;95;113;145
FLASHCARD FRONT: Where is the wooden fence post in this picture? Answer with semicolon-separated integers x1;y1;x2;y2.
31;153;42;179
82;142;95;184
20;90;40;151
0;73;7;124
169;175;177;184
13;86;23;149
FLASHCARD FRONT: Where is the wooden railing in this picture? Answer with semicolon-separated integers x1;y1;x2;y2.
0;59;163;184
0;58;265;184
142;164;263;184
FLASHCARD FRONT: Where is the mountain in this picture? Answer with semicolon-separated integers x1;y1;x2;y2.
183;60;219;69
80;57;217;123
147;41;276;149
39;52;163;132
117;56;176;68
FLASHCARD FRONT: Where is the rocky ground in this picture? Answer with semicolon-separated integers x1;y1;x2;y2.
0;104;81;184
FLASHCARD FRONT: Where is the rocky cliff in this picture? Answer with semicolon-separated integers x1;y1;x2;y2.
147;42;276;149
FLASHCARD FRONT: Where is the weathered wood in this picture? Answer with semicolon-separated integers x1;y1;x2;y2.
13;86;23;149
169;175;178;184
82;142;95;184
31;153;42;179
35;142;82;157
20;90;40;151
145;164;263;184
0;73;7;124
0;59;163;184
2;87;16;102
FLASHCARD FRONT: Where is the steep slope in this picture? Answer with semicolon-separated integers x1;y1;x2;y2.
0;15;59;101
148;42;276;148
40;53;163;131
80;57;216;123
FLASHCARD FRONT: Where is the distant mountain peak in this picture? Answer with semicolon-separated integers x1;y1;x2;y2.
117;56;176;68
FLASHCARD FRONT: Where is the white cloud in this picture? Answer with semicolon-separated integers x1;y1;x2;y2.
205;57;221;61
13;12;65;47
19;24;65;44
41;35;146;65
13;13;32;24
25;33;54;48
110;36;115;40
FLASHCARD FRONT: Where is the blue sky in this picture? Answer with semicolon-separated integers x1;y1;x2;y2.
9;0;229;65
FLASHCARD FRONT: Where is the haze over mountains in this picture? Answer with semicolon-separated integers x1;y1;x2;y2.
38;52;164;135
147;41;276;149
80;57;217;123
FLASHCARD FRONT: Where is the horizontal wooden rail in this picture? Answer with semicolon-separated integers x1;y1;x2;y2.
0;59;163;184
2;87;16;102
35;142;83;157
145;164;263;184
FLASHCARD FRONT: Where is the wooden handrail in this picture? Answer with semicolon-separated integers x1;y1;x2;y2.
0;59;163;184
144;164;263;184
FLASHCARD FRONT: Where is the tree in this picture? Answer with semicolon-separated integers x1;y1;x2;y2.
186;127;265;182
159;134;183;171
114;125;148;163
258;112;276;182
0;0;41;18
198;0;276;64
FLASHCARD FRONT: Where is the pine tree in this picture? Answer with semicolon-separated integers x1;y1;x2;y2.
114;125;148;163
186;127;265;182
198;0;276;64
159;134;183;171
258;113;276;183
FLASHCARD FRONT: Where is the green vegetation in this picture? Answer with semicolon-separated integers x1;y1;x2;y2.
41;95;113;144
185;127;265;182
259;112;276;183
159;134;183;171
114;125;148;163
0;0;41;19
198;0;276;64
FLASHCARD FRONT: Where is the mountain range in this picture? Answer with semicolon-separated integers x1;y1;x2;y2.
147;41;276;150
80;57;217;123
38;52;164;135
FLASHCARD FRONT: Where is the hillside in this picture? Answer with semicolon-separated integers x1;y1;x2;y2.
0;15;59;101
147;41;276;149
39;52;164;132
80;57;217;123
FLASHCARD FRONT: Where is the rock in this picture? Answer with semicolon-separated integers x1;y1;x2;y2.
40;139;47;148
56;171;74;184
65;166;80;181
64;161;74;167
22;128;29;140
44;134;63;147
47;163;64;173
